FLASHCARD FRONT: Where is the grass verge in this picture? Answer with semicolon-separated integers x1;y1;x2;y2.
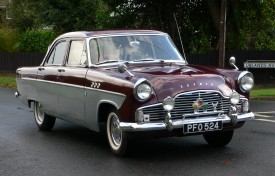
251;85;275;97
0;73;16;89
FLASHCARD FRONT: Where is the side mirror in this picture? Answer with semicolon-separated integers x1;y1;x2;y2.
229;56;239;70
118;63;128;73
118;64;134;77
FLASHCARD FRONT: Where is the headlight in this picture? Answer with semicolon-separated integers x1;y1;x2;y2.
163;96;174;111
238;71;254;92
230;92;240;105
134;79;152;101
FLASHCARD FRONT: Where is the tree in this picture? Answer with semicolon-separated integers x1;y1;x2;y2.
8;0;40;31
8;0;275;52
9;0;111;32
106;0;275;53
39;0;111;32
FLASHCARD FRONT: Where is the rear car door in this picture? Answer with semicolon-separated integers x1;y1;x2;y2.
36;40;67;115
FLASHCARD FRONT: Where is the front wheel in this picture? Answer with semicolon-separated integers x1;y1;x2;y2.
106;109;128;156
203;130;234;147
34;101;56;131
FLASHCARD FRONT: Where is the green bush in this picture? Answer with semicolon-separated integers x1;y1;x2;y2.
16;29;60;53
0;28;19;52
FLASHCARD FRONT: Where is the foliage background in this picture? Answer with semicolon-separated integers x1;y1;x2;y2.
0;0;274;53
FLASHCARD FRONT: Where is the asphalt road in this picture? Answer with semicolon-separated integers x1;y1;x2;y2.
1;88;275;176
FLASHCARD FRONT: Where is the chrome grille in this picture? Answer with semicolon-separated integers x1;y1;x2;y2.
141;91;241;122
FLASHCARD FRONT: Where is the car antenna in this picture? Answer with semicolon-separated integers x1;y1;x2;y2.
174;13;187;62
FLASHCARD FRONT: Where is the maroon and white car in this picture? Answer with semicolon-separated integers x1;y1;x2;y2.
15;30;254;156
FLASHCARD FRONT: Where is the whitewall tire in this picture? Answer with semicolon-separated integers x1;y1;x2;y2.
106;110;128;156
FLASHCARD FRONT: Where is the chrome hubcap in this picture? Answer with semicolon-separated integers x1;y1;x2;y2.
36;103;44;124
110;115;122;146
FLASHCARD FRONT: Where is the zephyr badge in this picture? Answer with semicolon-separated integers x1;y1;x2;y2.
192;98;208;114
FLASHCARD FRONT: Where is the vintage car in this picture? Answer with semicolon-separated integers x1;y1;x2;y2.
15;30;254;156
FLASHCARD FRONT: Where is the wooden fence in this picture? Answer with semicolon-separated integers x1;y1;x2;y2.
1;50;274;84
0;52;44;73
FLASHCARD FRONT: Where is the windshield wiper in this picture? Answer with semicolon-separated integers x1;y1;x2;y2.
134;58;155;62
96;60;119;65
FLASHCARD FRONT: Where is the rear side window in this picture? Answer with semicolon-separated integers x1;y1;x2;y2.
45;41;67;65
67;40;87;66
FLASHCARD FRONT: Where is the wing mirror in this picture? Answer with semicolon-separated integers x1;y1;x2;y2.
229;56;239;70
118;64;134;77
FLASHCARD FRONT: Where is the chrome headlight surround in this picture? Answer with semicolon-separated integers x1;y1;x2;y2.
162;96;175;111
133;78;152;102
230;91;240;105
238;71;254;92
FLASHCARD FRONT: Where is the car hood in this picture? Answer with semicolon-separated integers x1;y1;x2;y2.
127;64;233;102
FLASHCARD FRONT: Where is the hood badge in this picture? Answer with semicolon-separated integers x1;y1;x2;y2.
192;99;219;114
182;82;214;88
192;98;208;114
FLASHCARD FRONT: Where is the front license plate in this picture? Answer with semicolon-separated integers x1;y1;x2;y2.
183;121;223;134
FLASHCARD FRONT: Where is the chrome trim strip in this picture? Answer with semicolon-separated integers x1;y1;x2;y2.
89;33;168;38
91;60;187;68
120;112;254;131
20;77;126;97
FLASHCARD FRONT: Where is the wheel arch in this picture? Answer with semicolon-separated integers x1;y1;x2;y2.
27;99;36;108
97;100;119;132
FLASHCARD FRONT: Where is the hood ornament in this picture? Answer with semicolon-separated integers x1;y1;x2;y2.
181;68;197;74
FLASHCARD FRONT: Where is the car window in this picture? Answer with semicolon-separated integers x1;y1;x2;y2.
89;35;184;65
67;40;87;66
89;39;99;64
45;41;67;65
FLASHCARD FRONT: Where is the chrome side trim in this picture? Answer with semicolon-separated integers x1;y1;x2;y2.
120;112;254;132
20;77;126;97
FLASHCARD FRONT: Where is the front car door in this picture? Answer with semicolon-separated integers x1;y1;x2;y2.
56;39;88;123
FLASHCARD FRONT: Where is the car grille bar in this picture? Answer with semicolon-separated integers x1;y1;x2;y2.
141;91;241;122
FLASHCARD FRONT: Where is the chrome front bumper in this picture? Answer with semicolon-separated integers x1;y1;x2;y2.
119;112;254;132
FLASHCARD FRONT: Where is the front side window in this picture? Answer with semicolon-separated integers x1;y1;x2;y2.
67;40;87;66
89;35;184;65
46;41;67;65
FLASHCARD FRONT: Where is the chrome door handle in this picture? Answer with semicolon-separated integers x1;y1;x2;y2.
58;69;65;72
38;67;45;71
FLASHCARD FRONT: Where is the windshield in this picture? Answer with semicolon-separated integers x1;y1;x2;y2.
89;35;185;65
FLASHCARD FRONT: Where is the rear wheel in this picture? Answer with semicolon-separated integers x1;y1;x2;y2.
34;101;56;131
203;130;234;147
106;109;128;156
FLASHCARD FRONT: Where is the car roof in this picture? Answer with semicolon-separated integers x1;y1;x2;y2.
56;29;167;40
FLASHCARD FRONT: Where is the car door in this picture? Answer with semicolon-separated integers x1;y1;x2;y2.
56;39;88;122
36;40;68;115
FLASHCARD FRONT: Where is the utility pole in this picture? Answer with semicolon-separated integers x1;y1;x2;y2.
218;0;227;68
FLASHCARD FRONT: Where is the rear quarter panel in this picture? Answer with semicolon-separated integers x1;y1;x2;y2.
16;67;38;106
